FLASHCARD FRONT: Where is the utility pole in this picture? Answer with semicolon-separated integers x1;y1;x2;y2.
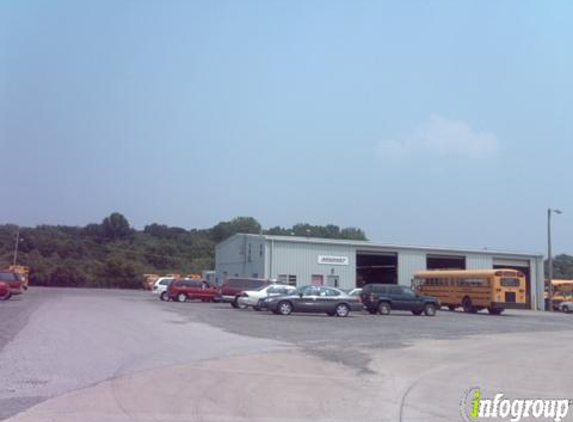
547;208;562;312
13;226;20;266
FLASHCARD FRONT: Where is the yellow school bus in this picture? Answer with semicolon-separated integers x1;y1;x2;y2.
547;279;573;309
413;269;527;315
142;274;160;290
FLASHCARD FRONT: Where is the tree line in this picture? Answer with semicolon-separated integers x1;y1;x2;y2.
0;214;367;289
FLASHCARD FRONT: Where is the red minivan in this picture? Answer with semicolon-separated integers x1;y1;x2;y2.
0;271;23;300
219;278;274;308
0;281;11;300
167;278;218;303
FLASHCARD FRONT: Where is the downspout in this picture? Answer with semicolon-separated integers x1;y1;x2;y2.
269;239;274;279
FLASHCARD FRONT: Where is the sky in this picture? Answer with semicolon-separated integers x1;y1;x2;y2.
1;0;572;254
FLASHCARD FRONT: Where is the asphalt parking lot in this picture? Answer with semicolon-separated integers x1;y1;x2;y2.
160;295;573;370
1;288;572;422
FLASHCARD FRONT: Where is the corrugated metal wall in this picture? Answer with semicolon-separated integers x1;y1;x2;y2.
466;254;494;269
533;256;545;311
215;235;265;285
397;250;427;286
267;239;356;289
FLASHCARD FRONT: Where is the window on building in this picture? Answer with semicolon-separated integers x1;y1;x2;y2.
278;274;297;286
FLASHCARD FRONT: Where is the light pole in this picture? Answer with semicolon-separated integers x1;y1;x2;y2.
547;208;562;312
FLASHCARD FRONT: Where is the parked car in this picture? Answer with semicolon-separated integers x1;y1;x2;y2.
0;271;23;298
152;277;175;301
219;278;274;308
0;281;11;300
559;301;573;314
261;285;363;317
237;284;297;310
167;278;218;303
360;284;440;316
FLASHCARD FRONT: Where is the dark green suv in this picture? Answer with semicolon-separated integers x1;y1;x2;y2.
360;284;440;316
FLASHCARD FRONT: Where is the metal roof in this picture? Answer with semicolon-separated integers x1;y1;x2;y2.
231;234;543;258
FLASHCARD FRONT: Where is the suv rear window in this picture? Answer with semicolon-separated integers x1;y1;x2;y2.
363;284;388;294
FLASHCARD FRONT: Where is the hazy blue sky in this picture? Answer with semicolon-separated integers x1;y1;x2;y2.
1;1;572;253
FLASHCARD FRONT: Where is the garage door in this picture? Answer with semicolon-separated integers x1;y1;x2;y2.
493;258;531;308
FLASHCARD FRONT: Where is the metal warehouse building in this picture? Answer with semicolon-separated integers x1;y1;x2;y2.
215;234;545;310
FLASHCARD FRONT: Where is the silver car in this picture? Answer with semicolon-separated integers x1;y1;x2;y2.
262;285;363;317
559;301;573;313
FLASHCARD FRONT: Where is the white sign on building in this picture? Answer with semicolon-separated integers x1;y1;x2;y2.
317;255;349;266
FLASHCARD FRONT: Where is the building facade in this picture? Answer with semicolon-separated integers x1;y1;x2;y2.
215;234;545;310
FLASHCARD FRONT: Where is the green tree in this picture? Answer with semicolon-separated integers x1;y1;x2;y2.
340;227;367;240
0;215;369;289
546;254;573;279
101;213;134;241
211;217;262;243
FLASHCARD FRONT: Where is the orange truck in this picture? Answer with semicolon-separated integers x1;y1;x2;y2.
142;274;160;290
5;265;29;290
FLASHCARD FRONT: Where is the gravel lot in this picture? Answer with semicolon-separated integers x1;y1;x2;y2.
1;288;572;422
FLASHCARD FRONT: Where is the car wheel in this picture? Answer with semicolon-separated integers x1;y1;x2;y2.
230;300;238;308
235;297;247;310
378;301;391;315
160;291;169;301
335;304;350;317
177;293;187;303
277;301;293;316
412;310;422;316
563;306;572;314
2;292;11;301
462;297;476;314
424;303;437;317
447;305;457;311
487;307;504;315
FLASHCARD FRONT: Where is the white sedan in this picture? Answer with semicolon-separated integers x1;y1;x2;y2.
559;301;573;314
237;284;297;310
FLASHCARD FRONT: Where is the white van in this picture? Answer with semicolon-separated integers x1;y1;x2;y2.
152;277;175;301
